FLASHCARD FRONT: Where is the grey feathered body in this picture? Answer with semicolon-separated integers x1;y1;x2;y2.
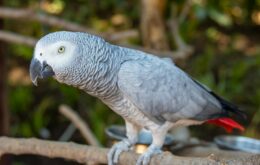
53;34;223;127
37;32;225;128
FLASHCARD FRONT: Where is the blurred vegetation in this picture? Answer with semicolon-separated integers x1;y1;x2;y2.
2;0;260;149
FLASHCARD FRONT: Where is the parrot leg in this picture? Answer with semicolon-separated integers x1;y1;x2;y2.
136;122;172;165
108;121;139;165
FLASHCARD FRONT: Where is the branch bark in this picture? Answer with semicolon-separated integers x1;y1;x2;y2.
0;137;259;165
59;104;100;146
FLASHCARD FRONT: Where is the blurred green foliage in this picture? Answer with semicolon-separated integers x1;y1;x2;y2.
3;0;260;146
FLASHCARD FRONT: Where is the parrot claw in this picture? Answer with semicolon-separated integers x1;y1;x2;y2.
136;145;162;165
108;139;132;165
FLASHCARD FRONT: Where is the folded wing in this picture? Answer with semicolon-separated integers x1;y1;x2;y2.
118;56;226;125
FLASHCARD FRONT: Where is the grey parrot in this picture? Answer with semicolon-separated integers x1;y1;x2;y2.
29;31;245;165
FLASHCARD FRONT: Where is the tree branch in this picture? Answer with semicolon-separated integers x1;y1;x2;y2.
0;7;138;42
179;0;192;23
0;7;95;33
167;1;194;60
59;123;77;142
0;137;259;165
59;104;100;146
0;30;36;46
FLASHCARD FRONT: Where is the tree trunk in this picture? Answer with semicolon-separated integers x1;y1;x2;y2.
140;0;169;50
0;0;10;164
0;22;9;138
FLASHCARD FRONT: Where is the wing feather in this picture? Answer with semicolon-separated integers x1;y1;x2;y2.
117;55;222;124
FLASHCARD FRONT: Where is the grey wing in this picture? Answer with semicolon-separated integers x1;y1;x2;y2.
117;56;223;125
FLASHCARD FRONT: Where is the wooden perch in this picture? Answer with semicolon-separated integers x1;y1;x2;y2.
0;137;259;165
59;104;100;146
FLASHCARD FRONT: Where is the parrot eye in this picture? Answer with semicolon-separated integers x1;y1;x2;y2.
58;46;65;54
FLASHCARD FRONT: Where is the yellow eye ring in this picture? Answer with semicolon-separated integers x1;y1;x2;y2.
58;46;65;54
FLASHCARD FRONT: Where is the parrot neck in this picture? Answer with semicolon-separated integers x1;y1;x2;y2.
78;44;126;99
72;43;146;102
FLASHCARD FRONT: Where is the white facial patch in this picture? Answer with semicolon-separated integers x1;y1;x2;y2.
34;41;76;71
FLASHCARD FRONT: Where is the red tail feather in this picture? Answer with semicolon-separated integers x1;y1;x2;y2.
206;117;244;133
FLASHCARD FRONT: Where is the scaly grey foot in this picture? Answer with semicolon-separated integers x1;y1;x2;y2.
108;139;132;165
136;144;162;165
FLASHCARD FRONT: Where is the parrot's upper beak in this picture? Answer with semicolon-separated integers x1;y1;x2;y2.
29;58;55;86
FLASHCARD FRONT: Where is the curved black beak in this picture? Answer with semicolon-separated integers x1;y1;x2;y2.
29;58;55;86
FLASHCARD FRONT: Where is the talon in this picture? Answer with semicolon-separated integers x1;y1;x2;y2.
143;155;150;165
108;149;115;165
107;139;132;165
113;148;122;163
136;145;162;165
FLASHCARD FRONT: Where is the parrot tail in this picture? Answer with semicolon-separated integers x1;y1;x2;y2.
206;91;246;133
190;76;246;133
206;117;245;133
210;92;247;120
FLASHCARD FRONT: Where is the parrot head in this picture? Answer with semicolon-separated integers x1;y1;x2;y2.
29;31;105;86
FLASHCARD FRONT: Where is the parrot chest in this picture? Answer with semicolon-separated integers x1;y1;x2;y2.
103;94;157;128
